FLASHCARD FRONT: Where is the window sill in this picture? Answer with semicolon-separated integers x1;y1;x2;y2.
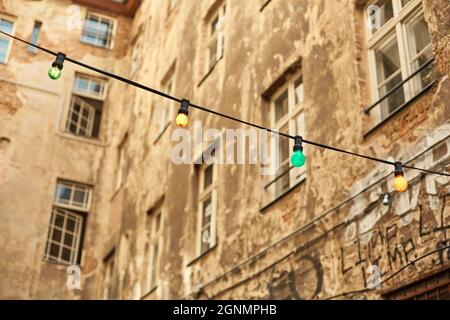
260;177;305;213
197;57;223;88
56;132;109;147
364;80;437;139
186;244;217;267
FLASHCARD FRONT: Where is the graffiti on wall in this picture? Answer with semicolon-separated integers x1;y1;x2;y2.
268;255;323;300
340;172;450;289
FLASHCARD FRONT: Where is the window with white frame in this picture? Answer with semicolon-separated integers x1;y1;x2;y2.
197;163;217;256
269;72;306;198
145;208;163;292
81;12;116;49
0;17;15;63
366;0;434;121
44;180;91;265
65;74;107;139
206;3;226;72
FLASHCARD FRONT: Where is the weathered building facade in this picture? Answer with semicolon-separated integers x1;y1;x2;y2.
0;0;449;300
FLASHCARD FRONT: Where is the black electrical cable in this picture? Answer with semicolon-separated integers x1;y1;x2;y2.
1;30;449;177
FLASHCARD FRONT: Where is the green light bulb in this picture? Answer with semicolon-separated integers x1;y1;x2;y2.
48;66;62;80
290;150;306;168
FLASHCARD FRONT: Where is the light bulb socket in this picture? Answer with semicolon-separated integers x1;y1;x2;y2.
52;52;66;70
394;161;404;177
293;136;304;152
178;99;190;116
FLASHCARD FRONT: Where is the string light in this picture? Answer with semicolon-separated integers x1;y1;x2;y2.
48;52;65;80
291;136;306;168
0;30;449;184
176;99;190;127
393;162;408;192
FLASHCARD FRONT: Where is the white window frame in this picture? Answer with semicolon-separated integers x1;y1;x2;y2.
81;12;117;49
206;3;226;72
145;209;163;292
73;73;108;100
66;96;97;138
0;16;16;64
366;0;433;122
197;163;218;256
44;180;92;265
65;74;107;139
269;71;306;198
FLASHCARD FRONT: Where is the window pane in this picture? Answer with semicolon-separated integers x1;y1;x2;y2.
202;197;212;226
55;184;71;204
407;15;434;92
294;77;304;106
0;19;14;33
372;0;394;30
204;165;213;190
52;229;62;242
375;36;401;83
274;90;288;123
401;0;411;7
81;14;114;48
45;208;84;264
379;73;405;116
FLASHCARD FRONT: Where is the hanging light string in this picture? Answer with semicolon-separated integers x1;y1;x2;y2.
1;30;449;180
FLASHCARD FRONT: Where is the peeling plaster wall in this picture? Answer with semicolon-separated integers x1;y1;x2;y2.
0;0;448;300
108;0;449;300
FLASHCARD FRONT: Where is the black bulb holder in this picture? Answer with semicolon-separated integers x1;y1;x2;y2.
179;99;190;115
52;52;66;70
394;161;404;177
293;135;304;152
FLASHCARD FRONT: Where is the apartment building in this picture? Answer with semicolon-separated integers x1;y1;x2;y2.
0;0;448;300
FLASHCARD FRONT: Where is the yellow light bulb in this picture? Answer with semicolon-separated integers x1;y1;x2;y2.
393;175;408;192
176;113;189;127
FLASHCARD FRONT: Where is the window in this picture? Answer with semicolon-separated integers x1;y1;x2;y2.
366;0;435;121
145;208;163;292
44;180;91;265
206;3;226;72
102;250;115;300
65;74;106;139
269;72;306;198
0;17;14;63
197;163;217;256
81;13;116;49
28;21;42;53
384;268;450;300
